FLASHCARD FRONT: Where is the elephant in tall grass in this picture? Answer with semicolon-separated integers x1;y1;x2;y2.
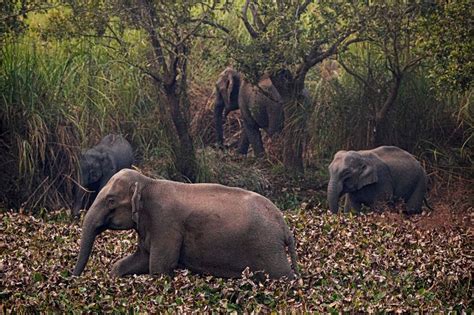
72;169;298;279
214;68;291;156
72;134;133;218
327;146;428;214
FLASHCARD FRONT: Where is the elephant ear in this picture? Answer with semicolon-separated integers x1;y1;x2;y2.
357;161;378;189
131;181;142;225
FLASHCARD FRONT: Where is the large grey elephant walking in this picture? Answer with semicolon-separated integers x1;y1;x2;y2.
214;67;284;156
72;134;133;218
327;146;428;214
72;169;298;279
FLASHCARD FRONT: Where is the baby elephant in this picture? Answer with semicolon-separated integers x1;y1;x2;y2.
72;134;133;218
327;146;428;214
73;169;298;279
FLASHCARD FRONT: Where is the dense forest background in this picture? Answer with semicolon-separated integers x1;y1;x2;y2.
1;1;472;312
1;0;471;210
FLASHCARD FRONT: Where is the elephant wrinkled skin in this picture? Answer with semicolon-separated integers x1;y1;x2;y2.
72;169;298;279
72;134;133;218
327;146;428;214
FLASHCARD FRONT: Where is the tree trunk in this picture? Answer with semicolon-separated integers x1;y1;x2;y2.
370;75;402;147
282;82;308;176
161;83;198;182
283;141;304;175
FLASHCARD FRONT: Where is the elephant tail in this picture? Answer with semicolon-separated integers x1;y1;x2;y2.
284;226;299;276
423;197;434;211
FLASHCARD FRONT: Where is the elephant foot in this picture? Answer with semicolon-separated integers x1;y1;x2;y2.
71;210;81;220
111;261;127;277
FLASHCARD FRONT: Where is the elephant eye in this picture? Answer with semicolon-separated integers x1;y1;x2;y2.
106;197;115;208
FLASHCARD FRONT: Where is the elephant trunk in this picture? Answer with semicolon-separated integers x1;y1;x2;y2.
327;178;343;213
72;187;85;217
72;209;103;276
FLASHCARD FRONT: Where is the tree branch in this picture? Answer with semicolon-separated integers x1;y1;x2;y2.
0;3;60;21
296;0;312;19
402;56;423;73
176;2;219;47
338;56;375;92
241;0;259;39
249;3;264;31
376;74;401;123
139;0;169;81
189;19;230;34
116;59;163;84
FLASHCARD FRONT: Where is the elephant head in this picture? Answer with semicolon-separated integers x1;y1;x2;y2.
72;150;114;217
214;68;241;147
327;151;378;213
72;169;144;276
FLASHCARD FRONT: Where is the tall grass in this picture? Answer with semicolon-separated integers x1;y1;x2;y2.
306;60;471;173
0;37;171;210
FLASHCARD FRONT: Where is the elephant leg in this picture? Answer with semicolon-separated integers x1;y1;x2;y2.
405;180;425;214
111;248;149;277
149;234;182;275
243;122;264;157
344;194;361;213
237;129;250;155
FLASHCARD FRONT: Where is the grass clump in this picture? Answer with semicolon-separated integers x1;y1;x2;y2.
196;148;270;193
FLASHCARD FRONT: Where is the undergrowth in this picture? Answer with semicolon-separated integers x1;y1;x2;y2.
0;24;472;211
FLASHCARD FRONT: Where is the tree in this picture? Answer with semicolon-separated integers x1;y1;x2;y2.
421;0;473;95
50;0;226;182
226;1;369;174
338;3;424;147
0;0;55;42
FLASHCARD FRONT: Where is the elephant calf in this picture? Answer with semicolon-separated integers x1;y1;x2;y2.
73;169;298;279
72;134;133;218
327;146;428;214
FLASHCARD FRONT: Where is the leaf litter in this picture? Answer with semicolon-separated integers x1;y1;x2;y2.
0;192;472;312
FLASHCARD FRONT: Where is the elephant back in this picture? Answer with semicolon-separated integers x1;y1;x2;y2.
239;77;283;131
96;135;134;169
370;146;425;199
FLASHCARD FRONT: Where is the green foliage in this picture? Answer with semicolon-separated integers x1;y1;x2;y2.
226;2;367;82
0;1;472;208
0;37;170;209
421;0;473;94
307;61;467;161
0;0;38;40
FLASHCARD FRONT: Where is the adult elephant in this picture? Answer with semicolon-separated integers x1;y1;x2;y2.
327;146;429;214
72;169;298;279
214;68;291;157
72;134;133;218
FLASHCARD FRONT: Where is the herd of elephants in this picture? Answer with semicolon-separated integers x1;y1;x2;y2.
71;68;430;280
